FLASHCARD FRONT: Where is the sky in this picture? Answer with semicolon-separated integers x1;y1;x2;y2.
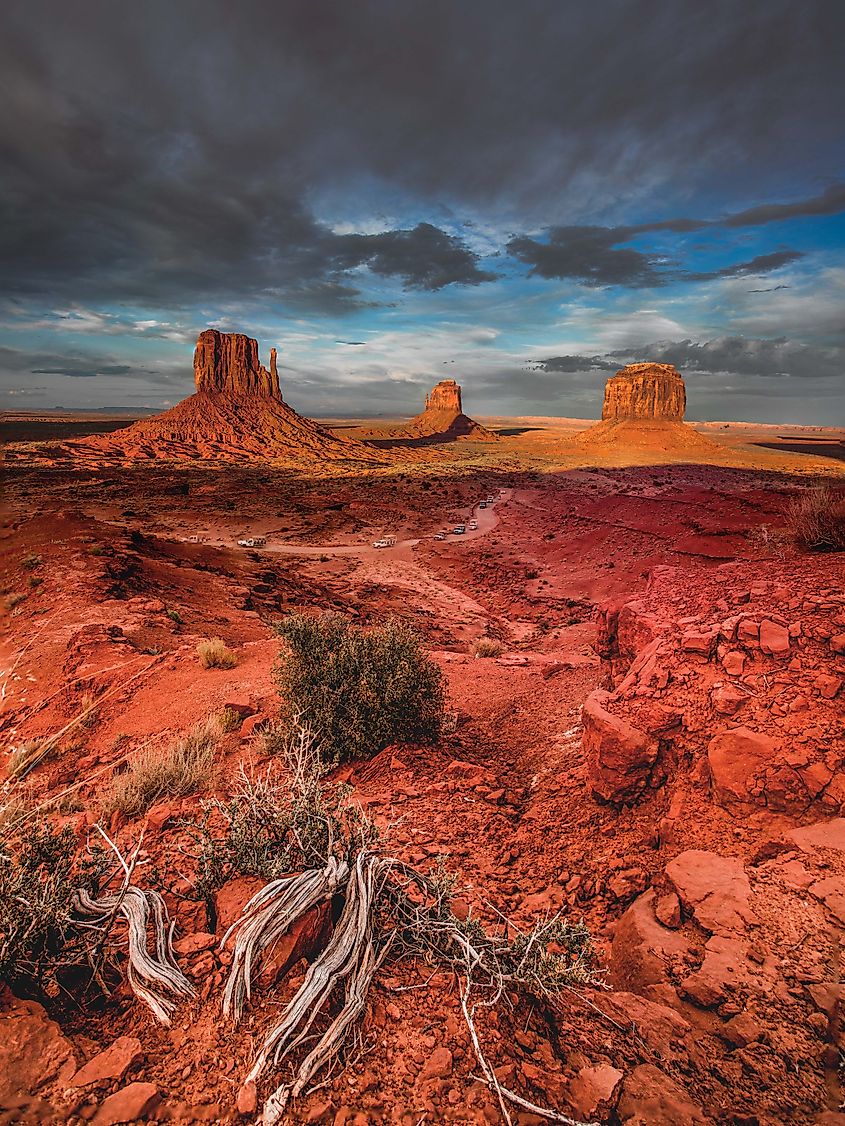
1;0;844;424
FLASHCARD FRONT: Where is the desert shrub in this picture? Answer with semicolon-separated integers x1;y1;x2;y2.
273;613;445;763
22;553;42;571
219;706;242;733
197;638;238;669
4;592;26;611
103;714;221;818
185;722;377;903
166;607;183;624
0;821;108;994
787;485;845;552
471;636;504;659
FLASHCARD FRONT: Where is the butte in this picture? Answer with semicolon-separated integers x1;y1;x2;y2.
69;330;382;464
578;362;720;457
361;378;497;444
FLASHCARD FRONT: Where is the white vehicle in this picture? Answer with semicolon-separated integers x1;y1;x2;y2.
238;536;267;548
468;519;478;530
372;535;396;548
434;532;446;541
452;524;466;535
486;495;495;504
372;540;388;548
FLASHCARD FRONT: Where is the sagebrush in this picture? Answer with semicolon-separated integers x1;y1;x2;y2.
787;484;845;552
103;714;221;817
197;638;238;669
273;613;445;763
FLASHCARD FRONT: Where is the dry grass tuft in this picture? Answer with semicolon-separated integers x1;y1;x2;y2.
787;484;845;552
103;714;222;818
197;638;239;669
471;636;504;659
8;740;45;779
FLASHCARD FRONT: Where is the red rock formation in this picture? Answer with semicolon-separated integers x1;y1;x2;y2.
193;329;282;398
578;361;720;456
70;330;383;464
602;363;686;421
360;378;497;443
424;379;463;414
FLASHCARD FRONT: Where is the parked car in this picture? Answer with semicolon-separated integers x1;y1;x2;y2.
486;495;495;503
469;519;478;530
478;501;487;509
237;536;267;547
452;525;466;534
434;532;446;541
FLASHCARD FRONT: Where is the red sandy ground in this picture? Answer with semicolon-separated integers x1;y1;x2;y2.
1;418;844;1125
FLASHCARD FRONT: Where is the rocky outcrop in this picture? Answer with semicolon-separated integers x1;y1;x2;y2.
193;329;281;398
602;363;687;422
582;561;844;815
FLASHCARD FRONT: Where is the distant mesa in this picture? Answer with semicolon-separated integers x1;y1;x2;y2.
359;378;498;444
69;329;380;464
579;362;719;455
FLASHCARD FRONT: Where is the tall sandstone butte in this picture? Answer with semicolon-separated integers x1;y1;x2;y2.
68;329;381;464
193;329;281;398
398;379;497;441
424;379;463;414
601;363;686;421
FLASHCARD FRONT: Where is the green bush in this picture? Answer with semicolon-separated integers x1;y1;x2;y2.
273;613;445;763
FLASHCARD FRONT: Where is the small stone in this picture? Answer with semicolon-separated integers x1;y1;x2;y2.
420;1046;453;1080
236;1080;257;1116
759;619;790;656
91;1082;160;1125
72;1037;144;1088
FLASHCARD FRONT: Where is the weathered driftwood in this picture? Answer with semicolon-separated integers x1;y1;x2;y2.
222;850;598;1126
221;856;350;1022
72;886;194;1024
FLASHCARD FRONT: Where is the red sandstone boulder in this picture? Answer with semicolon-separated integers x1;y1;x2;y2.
665;850;756;934
759;618;790;656
707;726;778;811
583;690;658;803
601;363;686;422
616;1064;710;1125
0;993;77;1111
610;890;689;996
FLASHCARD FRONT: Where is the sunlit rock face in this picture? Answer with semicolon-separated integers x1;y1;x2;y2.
193;329;281;398
424;379;463;414
601;363;686;422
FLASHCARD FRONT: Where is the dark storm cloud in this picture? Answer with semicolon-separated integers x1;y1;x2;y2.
507;230;809;287
1;0;844;310
0;345;186;387
616;336;845;380
532;355;618;373
535;336;844;382
721;183;845;227
686;250;805;282
507;228;662;287
335;224;495;289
